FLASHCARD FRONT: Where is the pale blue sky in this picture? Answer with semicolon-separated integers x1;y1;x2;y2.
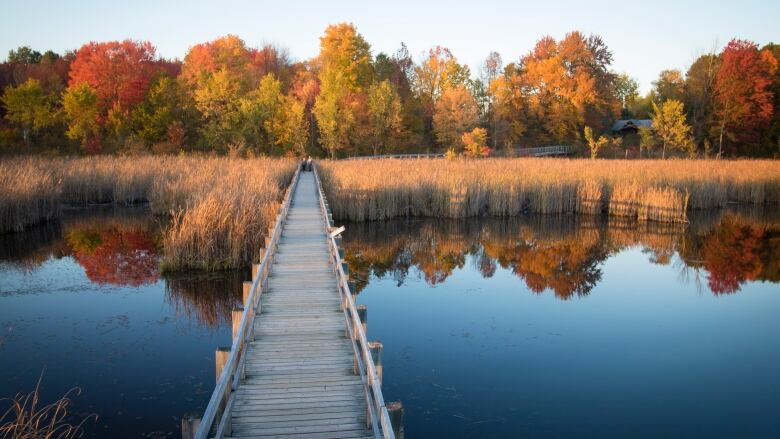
1;0;778;93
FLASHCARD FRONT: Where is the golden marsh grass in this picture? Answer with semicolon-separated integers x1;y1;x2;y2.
319;158;780;223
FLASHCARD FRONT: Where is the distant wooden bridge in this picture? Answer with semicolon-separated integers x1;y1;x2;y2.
187;165;401;439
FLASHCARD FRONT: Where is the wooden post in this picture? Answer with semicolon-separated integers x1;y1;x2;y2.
215;347;231;384
251;263;261;281
388;401;405;439
242;281;252;308
232;307;244;343
264;236;272;249
356;304;367;337
181;413;201;439
368;341;383;384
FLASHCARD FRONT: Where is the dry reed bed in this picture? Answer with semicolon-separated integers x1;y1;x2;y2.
319;158;780;223
0;157;298;270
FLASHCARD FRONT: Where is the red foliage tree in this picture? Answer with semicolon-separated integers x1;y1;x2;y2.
714;39;778;155
69;226;160;287
68;40;160;115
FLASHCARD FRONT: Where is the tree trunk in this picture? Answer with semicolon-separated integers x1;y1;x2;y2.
718;119;726;159
662;141;666;159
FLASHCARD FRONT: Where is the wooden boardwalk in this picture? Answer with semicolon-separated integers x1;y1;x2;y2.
192;167;397;439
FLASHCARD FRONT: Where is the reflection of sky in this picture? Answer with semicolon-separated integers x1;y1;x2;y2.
358;247;780;438
0;257;232;438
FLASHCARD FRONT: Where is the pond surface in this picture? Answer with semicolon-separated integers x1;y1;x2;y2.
0;208;243;438
2;207;779;438
343;209;780;438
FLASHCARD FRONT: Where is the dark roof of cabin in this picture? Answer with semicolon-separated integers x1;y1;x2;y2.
612;119;652;131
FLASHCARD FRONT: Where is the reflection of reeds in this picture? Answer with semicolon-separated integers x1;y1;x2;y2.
0;376;94;439
163;271;244;328
320;159;780;223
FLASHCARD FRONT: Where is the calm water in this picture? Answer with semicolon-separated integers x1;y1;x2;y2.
0;208;243;438
344;210;780;438
2;208;779;438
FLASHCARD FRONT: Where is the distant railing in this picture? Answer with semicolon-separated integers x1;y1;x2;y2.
346;153;445;160
312;164;396;439
515;145;571;156
193;166;301;439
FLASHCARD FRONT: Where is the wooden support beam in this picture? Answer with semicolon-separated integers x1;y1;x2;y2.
356;304;367;336
368;341;383;384
251;263;261;281
388;401;405;439
215;347;230;384
242;281;252;308
181;413;201;439
231;306;243;342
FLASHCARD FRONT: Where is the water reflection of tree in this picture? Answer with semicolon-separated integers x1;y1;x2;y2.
64;213;163;287
343;209;780;298
163;271;244;327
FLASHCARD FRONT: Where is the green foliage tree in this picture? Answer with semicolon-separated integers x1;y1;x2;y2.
131;74;196;148
614;73;639;117
652;69;685;103
8;46;42;64
1;79;56;147
62;83;101;152
638;126;655;158
194;69;243;151
651;99;694;158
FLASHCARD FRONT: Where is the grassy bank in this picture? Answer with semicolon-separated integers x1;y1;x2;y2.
319;158;780;223
0;156;297;270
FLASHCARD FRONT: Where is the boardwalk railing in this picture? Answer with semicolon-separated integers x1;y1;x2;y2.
312;163;396;439
194;166;301;439
515;145;571;156
345;153;445;160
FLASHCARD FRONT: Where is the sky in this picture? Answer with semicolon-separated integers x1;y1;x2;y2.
1;0;778;93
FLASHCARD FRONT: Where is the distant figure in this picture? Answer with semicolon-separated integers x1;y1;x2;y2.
302;156;312;171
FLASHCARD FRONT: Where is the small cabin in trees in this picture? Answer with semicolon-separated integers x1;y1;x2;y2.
611;119;652;135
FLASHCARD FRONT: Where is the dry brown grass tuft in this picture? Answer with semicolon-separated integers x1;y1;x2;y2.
0;377;94;439
319;158;780;223
0;159;61;233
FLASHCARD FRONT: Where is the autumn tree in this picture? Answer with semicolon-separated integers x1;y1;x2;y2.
131;74;196;149
313;23;373;158
432;85;479;151
67;40;163;149
583;126;608;159
367;80;403;155
462;127;490;157
62;83;101;152
714;39;777;156
1;79;57;147
193;69;243;151
614;73;639;117
651;99;694;158
480;52;503;148
652;69;685;103
495;32;619;146
685;53;720;146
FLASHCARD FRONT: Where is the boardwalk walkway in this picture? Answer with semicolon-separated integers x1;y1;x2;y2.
193;168;395;439
230;172;372;438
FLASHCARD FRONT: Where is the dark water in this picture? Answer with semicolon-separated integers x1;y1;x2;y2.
343;209;780;438
0;208;243;438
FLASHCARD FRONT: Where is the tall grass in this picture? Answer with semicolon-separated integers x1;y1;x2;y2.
319;158;780;223
0;156;297;270
0;377;94;439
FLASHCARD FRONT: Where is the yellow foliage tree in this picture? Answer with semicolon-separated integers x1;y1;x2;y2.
433;86;479;151
462;127;490;157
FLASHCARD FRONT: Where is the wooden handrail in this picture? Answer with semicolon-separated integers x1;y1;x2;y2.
195;165;302;439
312;163;396;439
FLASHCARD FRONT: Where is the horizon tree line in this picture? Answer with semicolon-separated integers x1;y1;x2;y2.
1;24;778;158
